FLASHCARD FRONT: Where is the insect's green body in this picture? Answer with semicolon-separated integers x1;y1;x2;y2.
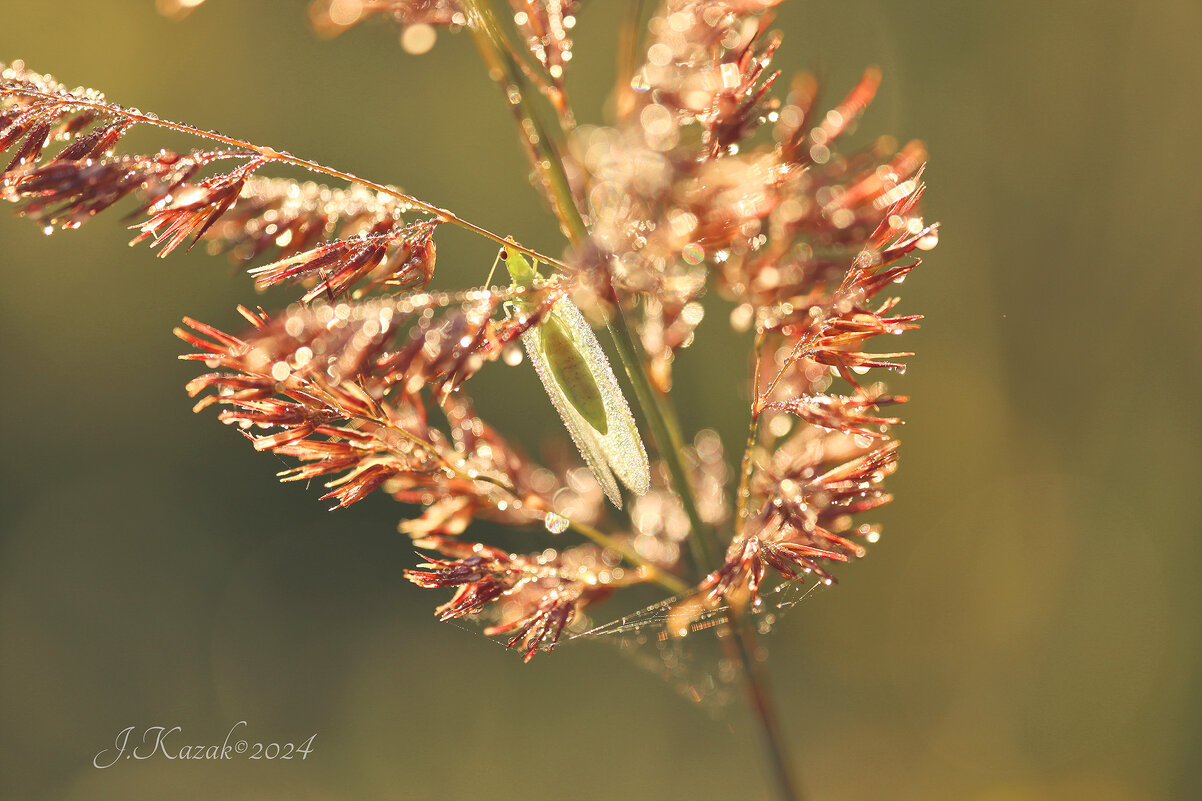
539;316;609;434
502;248;649;507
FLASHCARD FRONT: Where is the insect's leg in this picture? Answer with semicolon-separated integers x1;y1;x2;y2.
484;248;504;288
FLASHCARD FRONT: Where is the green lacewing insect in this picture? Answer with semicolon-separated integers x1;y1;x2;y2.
501;246;650;508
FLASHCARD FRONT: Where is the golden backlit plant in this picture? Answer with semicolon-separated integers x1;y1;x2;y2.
1;1;937;797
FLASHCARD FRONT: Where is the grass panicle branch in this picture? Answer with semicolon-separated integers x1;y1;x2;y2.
0;60;566;296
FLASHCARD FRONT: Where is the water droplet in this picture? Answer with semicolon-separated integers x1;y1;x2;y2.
729;303;754;332
543;512;569;534
401;24;437;55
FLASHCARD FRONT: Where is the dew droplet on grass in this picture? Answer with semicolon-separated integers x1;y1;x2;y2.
543;512;569;534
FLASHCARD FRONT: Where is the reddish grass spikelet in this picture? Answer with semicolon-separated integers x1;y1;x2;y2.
405;535;616;660
202;175;410;263
701;528;847;603
699;26;783;158
704;434;898;603
249;219;438;301
404;539;517;617
131;158;267;256
760;391;906;440
7;151;198;230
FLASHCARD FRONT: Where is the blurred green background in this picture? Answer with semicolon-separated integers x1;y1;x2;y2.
1;2;1198;799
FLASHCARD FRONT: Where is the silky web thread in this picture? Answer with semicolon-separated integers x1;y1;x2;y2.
447;578;831;708
570;579;831;707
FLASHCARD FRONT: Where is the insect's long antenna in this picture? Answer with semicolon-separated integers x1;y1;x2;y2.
484;248;504;287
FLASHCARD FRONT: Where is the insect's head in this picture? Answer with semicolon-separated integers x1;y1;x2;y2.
501;241;539;288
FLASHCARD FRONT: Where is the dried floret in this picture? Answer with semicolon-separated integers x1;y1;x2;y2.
404;535;618;660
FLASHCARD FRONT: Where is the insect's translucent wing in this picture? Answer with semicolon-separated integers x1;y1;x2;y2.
521;298;651;506
522;323;623;506
547;299;650;497
549;299;650;497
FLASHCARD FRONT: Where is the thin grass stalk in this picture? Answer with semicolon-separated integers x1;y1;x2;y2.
603;307;716;575
727;603;804;801
614;0;647;121
463;0;588;244
737;329;768;523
